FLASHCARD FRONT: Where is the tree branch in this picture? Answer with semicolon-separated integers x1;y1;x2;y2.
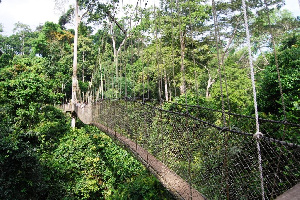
106;11;127;35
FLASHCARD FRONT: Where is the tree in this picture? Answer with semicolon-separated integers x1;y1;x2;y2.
0;23;35;56
160;0;210;95
55;0;91;127
88;2;133;98
13;22;32;55
258;32;300;123
251;8;299;54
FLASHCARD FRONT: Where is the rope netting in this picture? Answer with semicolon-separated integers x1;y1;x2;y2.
75;99;299;199
68;0;300;199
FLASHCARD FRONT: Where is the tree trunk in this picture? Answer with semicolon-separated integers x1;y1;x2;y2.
164;69;169;101
71;0;79;129
169;79;172;101
100;63;104;100
97;47;104;99
110;22;118;98
82;51;85;82
158;80;162;102
179;31;186;95
110;25;127;98
203;65;215;98
206;75;215;98
22;33;25;55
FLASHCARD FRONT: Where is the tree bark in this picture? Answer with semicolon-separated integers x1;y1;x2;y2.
22;33;25;55
206;75;215;98
110;21;128;98
71;0;79;128
164;69;169;101
99;62;104;99
179;31;186;95
203;64;215;98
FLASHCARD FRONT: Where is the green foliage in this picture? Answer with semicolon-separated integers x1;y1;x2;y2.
258;32;300;122
0;104;68;200
39;125;174;199
0;53;13;68
0;57;63;129
108;175;172;200
210;49;253;114
0;0;299;198
0;51;173;199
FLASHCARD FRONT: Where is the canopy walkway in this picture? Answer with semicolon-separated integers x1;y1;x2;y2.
62;101;300;200
61;0;299;198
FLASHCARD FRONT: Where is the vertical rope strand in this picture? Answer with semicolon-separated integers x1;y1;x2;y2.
242;0;259;133
242;0;265;199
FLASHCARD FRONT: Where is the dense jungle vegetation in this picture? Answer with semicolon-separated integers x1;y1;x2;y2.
0;0;299;199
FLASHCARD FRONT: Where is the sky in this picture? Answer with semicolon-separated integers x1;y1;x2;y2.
0;0;299;36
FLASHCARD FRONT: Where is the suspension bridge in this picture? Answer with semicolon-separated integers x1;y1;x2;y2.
61;0;299;199
62;99;300;200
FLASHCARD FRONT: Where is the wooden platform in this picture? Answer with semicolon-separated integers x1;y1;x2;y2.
62;103;72;112
276;183;300;200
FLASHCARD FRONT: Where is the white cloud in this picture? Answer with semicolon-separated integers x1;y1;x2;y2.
283;0;300;16
0;0;61;35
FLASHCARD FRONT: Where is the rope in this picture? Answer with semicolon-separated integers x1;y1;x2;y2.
242;0;265;199
167;102;300;127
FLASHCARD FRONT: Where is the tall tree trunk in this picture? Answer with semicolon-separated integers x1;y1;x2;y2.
22;33;25;55
180;31;186;95
110;22;118;98
110;23;127;98
82;51;85;82
100;63;104;100
101;70;104;99
71;0;79;128
97;47;104;99
169;80;172;101
203;65;215;98
164;69;169;101
158;80;162;102
206;75;215;98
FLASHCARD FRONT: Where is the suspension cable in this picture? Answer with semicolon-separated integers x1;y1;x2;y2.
242;0;265;199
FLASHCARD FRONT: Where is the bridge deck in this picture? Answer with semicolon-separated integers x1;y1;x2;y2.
62;103;299;200
275;183;300;200
92;122;206;200
66;104;206;200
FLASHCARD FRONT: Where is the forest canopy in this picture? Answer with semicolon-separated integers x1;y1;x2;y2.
0;0;299;199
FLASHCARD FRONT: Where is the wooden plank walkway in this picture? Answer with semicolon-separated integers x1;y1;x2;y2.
69;104;206;200
275;183;300;200
92;122;206;200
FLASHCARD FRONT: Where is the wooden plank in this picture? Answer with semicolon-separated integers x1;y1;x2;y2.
276;183;300;200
